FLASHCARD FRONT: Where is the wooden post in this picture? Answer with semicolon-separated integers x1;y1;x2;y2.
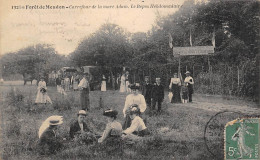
193;65;195;88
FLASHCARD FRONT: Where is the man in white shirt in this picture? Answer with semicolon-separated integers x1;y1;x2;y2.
78;73;90;110
184;71;194;102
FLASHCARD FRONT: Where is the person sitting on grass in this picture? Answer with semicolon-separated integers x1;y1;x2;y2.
123;84;147;129
98;109;122;143
122;105;150;140
38;116;63;155
69;110;97;144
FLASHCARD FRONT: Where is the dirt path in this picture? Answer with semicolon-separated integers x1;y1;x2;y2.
177;101;259;115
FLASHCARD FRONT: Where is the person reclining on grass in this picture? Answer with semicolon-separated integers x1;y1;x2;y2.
69;110;98;144
98;109;122;143
38;116;63;155
122;105;150;140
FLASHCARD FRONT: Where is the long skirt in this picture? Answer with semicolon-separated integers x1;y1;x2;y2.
171;84;181;103
35;90;52;104
73;82;78;90
126;81;131;93
101;81;106;91
80;89;90;110
120;81;126;92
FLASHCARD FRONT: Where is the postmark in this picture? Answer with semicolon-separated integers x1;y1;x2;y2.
204;111;246;159
225;118;259;160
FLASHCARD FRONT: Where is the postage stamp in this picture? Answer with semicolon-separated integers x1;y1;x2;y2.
225;118;259;160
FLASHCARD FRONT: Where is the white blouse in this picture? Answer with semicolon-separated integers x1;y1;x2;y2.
123;94;147;117
169;78;181;88
38;81;47;90
123;116;147;134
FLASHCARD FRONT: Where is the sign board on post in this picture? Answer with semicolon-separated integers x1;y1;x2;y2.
173;46;214;56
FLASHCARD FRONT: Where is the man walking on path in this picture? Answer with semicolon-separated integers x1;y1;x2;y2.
184;71;194;102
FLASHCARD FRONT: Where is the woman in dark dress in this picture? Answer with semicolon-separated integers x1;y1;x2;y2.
169;73;181;103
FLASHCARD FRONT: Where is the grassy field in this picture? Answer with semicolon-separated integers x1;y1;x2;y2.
0;81;259;160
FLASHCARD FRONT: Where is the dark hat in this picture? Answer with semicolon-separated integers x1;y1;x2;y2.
48;117;63;126
129;83;140;90
103;109;118;118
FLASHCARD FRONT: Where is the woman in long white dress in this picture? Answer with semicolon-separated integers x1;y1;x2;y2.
120;73;126;92
35;78;52;104
101;75;106;92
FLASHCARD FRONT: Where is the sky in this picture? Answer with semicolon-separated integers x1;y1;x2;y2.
0;0;185;55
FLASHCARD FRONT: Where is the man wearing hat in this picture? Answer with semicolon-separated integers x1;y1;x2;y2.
69;110;92;139
78;73;90;110
151;78;164;112
141;76;153;108
38;117;63;155
123;83;147;129
184;71;194;102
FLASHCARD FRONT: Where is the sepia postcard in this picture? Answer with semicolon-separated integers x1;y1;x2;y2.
0;0;259;159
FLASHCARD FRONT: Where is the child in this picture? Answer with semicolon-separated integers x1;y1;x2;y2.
181;82;189;103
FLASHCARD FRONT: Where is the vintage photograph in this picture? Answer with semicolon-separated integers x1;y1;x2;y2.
0;0;259;159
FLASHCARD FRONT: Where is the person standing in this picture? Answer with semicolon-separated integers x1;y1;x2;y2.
64;75;70;91
35;77;52;104
56;75;67;95
71;73;79;91
181;82;189;103
120;73;126;93
101;75;106;92
78;73;90;111
169;73;181;103
125;71;131;93
151;78;164;112
141;76;153;108
184;71;194;102
123;84;146;129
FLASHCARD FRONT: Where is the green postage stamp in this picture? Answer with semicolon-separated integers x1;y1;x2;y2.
225;118;259;160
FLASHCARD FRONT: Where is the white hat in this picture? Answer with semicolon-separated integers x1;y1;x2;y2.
156;78;161;80
77;110;87;116
185;71;191;74
38;115;63;138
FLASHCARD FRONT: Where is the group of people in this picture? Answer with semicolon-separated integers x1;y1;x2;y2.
36;70;195;155
169;71;194;103
38;106;148;155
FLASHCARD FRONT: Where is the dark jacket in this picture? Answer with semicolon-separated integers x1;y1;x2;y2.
69;121;90;139
38;128;62;155
151;84;164;100
141;82;153;98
